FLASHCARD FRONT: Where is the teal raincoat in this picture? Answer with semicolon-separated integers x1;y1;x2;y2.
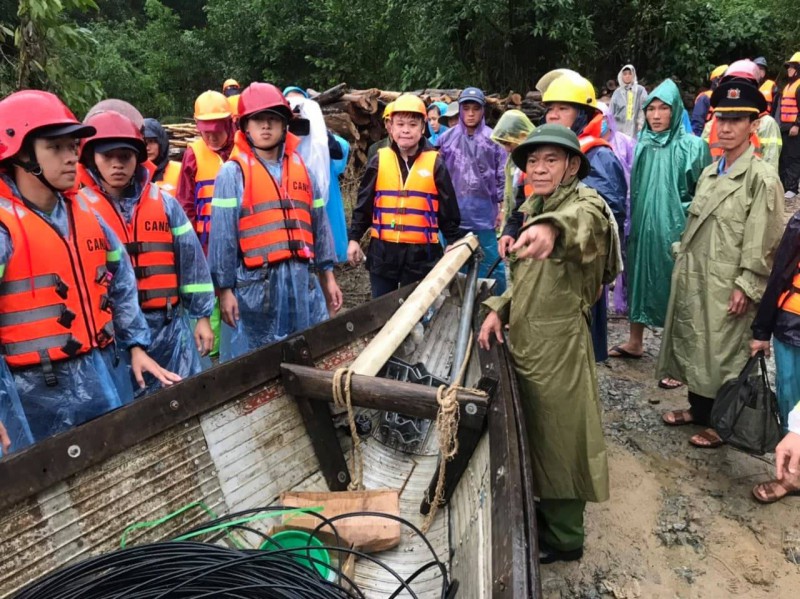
627;80;711;327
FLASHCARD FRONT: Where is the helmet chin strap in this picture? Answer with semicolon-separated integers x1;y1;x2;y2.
11;155;63;195
245;130;285;153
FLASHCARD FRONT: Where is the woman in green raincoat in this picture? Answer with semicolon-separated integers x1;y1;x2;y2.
658;80;785;447
479;124;621;564
489;109;535;229
609;79;711;384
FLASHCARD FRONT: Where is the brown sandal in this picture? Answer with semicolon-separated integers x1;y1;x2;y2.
689;428;724;448
662;409;694;426
752;480;800;504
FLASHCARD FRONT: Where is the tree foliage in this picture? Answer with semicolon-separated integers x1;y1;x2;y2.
0;0;797;118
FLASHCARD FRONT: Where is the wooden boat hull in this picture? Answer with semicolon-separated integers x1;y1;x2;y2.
0;285;541;598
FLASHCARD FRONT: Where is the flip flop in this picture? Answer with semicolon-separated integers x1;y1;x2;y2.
662;409;694;426
608;345;643;360
658;378;684;390
689;428;724;449
752;480;800;504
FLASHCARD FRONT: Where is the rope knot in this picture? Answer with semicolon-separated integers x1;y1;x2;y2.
332;367;364;491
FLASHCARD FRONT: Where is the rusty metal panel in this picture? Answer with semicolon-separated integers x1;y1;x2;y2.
0;419;224;598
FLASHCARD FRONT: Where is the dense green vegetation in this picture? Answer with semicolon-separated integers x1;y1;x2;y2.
0;0;796;117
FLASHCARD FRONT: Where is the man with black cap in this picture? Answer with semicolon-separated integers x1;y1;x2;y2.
778;52;800;198
658;81;785;448
479;124;621;564
754;57;777;115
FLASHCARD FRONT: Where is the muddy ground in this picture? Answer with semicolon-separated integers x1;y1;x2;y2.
334;189;800;598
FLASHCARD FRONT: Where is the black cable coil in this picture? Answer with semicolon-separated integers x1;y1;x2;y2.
12;507;457;599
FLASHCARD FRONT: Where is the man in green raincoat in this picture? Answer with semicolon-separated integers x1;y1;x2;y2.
479;124;621;564
658;81;785;448
609;80;711;392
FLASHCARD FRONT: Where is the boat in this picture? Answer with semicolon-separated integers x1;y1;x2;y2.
0;238;541;598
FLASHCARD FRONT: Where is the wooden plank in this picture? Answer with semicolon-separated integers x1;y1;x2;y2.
486;339;542;599
281;337;351;491
349;234;480;376
0;284;418;512
279;363;488;429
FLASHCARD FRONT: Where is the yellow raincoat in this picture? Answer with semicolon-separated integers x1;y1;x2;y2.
657;145;785;397
484;179;621;502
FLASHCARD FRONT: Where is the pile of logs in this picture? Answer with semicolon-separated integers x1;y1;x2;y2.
313;83;545;166
161;84;547;167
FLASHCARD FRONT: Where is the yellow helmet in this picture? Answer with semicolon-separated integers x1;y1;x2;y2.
223;78;240;91
542;74;597;109
194;90;232;121
391;94;427;118
710;64;729;80
382;101;395;120
535;68;581;93
784;52;800;67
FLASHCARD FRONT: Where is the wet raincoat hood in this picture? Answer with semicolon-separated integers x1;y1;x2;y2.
640;79;687;147
143;118;171;182
617;64;638;89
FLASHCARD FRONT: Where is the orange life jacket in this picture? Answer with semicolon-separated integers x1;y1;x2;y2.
780;80;800;124
515;170;533;200
579;113;613;154
78;166;179;311
0;182;113;371
371;147;440;244
227;95;240;119
190;139;225;250
706;116;762;160
229;131;315;268
779;261;800;316
760;80;776;114
154;160;181;196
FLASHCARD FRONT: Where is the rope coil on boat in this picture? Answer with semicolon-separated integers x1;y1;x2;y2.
332;367;364;490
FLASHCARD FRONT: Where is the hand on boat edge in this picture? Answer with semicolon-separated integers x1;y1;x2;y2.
130;346;183;389
478;311;504;350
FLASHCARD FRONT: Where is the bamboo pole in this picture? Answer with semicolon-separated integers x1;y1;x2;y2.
348;234;480;377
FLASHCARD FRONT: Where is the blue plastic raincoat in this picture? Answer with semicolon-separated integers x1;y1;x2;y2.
438;104;507;293
628;79;711;328
83;166;215;395
208;137;337;362
0;176;151;453
327;134;350;263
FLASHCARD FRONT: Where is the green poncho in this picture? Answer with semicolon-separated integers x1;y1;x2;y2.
484;179;621;502
627;79;711;327
490;110;535;225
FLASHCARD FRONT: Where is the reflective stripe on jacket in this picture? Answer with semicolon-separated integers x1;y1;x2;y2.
79;177;179;311
229;132;315;268
0;184;113;368
371;147;440;244
190;139;225;250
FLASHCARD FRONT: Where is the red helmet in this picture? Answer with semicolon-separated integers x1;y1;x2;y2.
0;90;95;161
237;82;293;127
80;110;147;163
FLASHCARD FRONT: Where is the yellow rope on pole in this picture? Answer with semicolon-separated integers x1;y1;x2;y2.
332;368;364;491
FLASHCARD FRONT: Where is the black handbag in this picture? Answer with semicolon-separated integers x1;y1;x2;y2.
710;351;783;455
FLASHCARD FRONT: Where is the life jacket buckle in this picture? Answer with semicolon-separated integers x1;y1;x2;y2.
284;218;302;230
61;336;83;357
100;294;111;312
55;279;69;300
57;308;77;328
96;322;114;345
